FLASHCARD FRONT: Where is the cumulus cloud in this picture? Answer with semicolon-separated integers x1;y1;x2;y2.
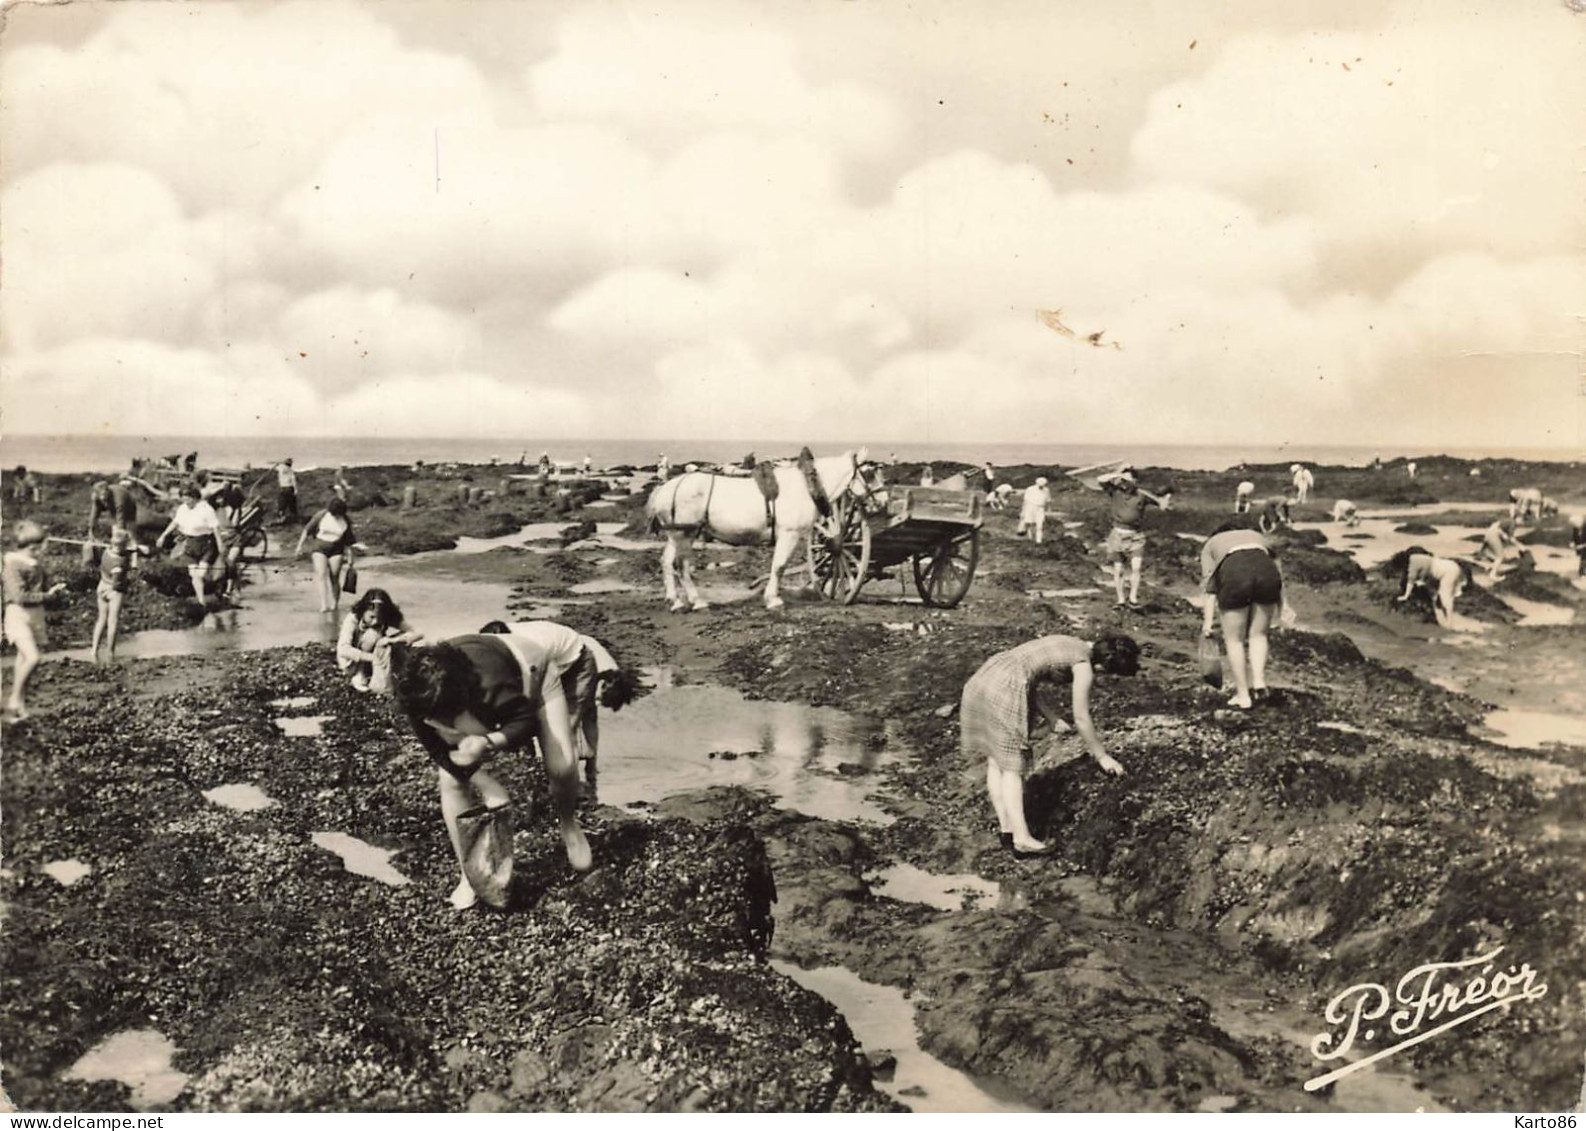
1130;13;1586;268
529;9;900;159
2;1;1580;451
3;340;320;437
1;1;489;211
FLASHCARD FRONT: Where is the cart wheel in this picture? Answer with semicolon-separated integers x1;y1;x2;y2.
239;526;270;563
914;528;979;608
812;497;871;605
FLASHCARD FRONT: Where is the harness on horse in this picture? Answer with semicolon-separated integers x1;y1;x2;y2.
660;449;847;543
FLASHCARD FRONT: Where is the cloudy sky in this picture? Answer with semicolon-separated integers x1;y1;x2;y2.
2;0;1582;450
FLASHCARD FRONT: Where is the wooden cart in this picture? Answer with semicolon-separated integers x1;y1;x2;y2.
812;485;983;607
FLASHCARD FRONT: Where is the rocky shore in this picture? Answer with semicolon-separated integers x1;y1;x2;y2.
2;454;1582;1111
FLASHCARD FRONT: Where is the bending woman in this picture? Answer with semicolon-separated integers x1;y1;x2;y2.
478;619;637;765
296;497;356;614
392;634;594;910
960;633;1139;857
1394;549;1471;629
1199;520;1295;710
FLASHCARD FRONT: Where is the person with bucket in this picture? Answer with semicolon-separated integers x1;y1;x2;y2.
391;633;595;910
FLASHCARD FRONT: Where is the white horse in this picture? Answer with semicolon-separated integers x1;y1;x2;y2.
646;449;868;611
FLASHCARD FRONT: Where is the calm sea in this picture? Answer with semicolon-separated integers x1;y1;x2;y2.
1;434;1579;476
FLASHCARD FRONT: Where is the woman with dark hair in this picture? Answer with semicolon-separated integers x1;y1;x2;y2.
296;496;356;614
960;633;1140;857
337;588;421;692
157;482;221;604
1199;519;1295;710
392;634;593;909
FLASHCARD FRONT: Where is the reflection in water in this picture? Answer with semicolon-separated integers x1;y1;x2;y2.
310;832;410;886
770;961;1035;1113
1479;709;1586;752
274;715;334;738
63;1029;190;1108
46;562;516;662
867;862;1000;911
596;682;896;825
42;860;92;887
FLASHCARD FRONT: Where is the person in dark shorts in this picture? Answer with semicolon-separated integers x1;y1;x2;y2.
157;482;221;604
1084;466;1171;609
91;526;143;663
1199;519;1295;709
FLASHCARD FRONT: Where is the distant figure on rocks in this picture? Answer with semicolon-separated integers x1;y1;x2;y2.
1234;481;1256;513
1256;494;1294;535
333;465;352;502
337;588;421;693
1083;466;1170;609
391;634;596;909
1539;497;1559;519
273;459;299;524
1331;499;1360;527
1290;464;1314;504
1509;487;1544;522
988;482;1015;511
657;454;671;482
1199;520;1295;711
3;520;66;718
1017;478;1051;542
920;465;935;487
478;619;637;766
583;454;593;475
1570;513;1586;576
1406;461;1417;479
1394;550;1472;629
961;634;1139;858
1477;516;1523;579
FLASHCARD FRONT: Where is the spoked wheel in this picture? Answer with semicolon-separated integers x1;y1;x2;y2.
913;528;979;608
812;496;872;604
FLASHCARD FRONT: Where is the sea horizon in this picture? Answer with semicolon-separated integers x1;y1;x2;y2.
2;432;1581;477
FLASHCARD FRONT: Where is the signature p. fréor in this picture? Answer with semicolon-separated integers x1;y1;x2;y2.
1304;945;1548;1092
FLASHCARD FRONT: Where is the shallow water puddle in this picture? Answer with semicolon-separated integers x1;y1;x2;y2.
311;832;411;886
268;696;317;710
1499;595;1576;627
42;860;92;887
1029;587;1101;599
1478;708;1586;752
453;522;572;553
597;683;897;824
63;1029;190;1107
771;961;1035;1113
202;783;277;811
274;715;334;737
567;578;638;595
867;862;1000;911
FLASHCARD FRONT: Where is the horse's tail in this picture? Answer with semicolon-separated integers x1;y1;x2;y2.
644;478;675;536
